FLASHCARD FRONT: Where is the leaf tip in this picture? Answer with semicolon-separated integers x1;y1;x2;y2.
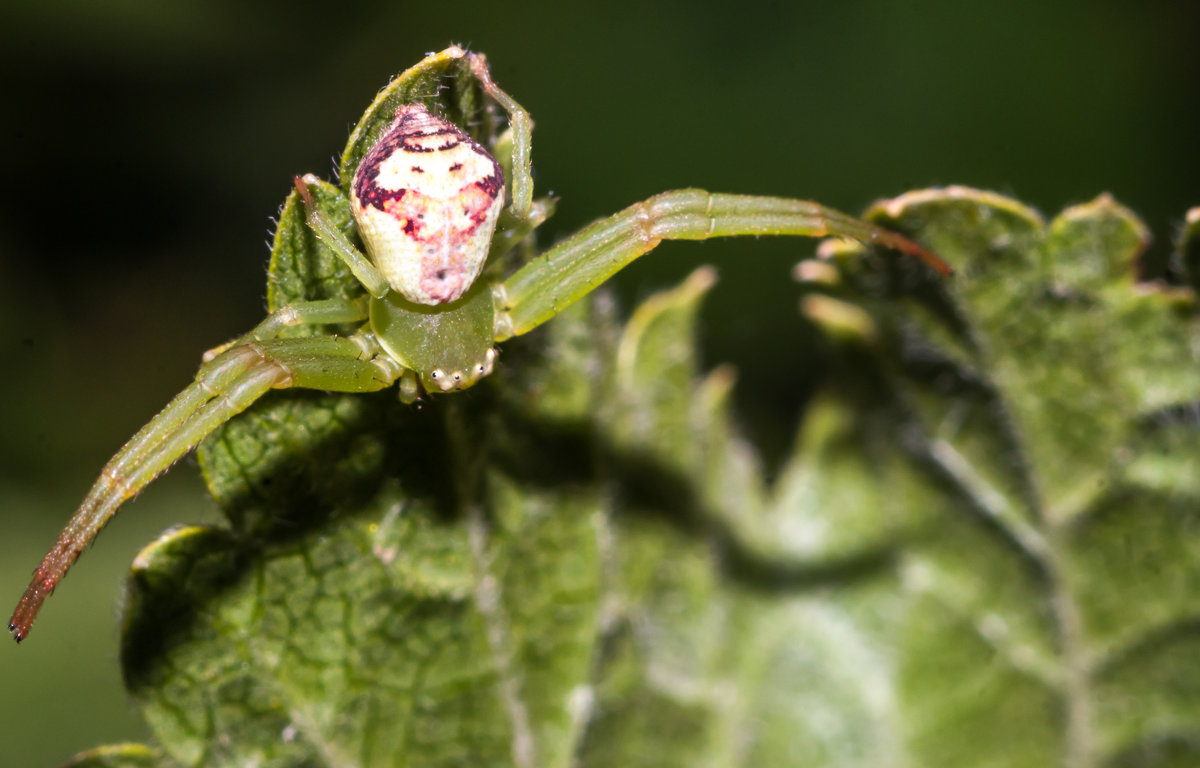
1174;205;1200;295
865;185;1045;231
801;294;878;344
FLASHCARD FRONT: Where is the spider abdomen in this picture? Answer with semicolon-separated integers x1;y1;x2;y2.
352;103;504;305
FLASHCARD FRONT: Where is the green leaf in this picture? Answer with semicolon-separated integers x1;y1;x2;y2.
125;317;608;767
108;186;1200;766
338;48;499;197
1176;206;1200;295
57;743;166;768
61;40;1194;764
267;176;362;313
801;186;1200;766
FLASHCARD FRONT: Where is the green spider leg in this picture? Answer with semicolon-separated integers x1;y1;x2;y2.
295;178;389;299
467;51;533;219
9;299;399;642
494;189;952;339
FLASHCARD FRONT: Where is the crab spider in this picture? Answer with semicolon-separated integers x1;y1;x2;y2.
9;47;951;643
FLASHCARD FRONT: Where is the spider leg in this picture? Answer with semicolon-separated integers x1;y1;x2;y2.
494;189;952;339
468;52;533;219
244;296;370;344
294;174;390;299
203;297;370;361
10;332;400;642
487;198;555;268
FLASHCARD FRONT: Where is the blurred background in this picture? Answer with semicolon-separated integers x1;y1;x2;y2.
1;1;1197;764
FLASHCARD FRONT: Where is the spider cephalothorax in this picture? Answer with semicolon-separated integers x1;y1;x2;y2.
9;46;950;642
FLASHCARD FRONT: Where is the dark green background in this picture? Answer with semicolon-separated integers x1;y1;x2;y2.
1;1;1196;765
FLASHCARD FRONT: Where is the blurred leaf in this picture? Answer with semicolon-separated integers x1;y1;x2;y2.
58;743;166;768
1176;206;1200;295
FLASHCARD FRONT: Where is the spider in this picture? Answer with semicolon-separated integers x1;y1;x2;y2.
9;46;951;642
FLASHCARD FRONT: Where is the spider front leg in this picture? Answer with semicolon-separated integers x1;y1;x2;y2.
494;189;952;339
294;177;389;299
9;306;400;642
467;51;533;219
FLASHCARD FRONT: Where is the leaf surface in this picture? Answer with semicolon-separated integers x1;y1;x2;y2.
104;185;1200;768
797;187;1200;766
74;52;1200;768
